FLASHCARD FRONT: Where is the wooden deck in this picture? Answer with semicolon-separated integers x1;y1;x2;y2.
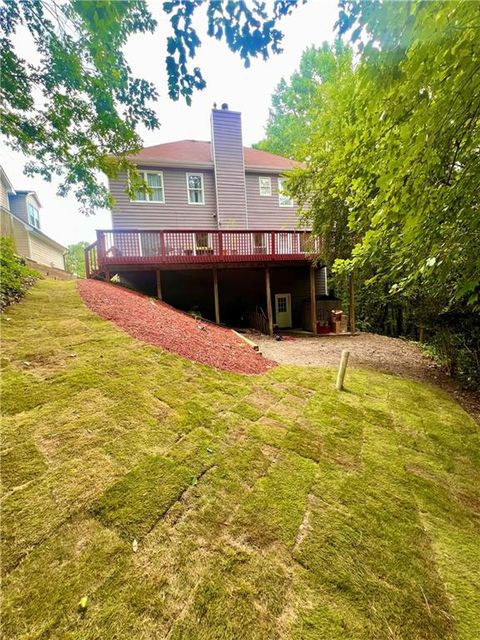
85;229;320;278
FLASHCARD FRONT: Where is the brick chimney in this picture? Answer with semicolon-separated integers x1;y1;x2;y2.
210;105;248;228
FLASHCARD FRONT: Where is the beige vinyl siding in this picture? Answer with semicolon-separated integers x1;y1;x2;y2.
13;222;31;258
1;207;15;238
245;172;307;230
110;168;218;230
1;209;30;257
0;179;10;210
211;109;248;228
29;234;65;269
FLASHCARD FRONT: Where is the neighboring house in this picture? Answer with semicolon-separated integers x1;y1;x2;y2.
88;105;353;334
0;167;67;271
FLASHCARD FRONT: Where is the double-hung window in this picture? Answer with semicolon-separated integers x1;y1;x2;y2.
259;176;272;196
132;171;165;202
278;177;294;207
186;173;204;204
27;203;40;229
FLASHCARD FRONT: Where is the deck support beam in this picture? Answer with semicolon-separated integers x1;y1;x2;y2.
265;267;274;336
310;265;317;334
156;270;162;300
348;272;356;334
213;268;220;324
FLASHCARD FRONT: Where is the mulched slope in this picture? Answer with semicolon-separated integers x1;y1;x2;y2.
77;279;274;374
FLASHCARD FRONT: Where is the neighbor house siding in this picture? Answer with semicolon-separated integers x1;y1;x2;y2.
8;194;28;223
211;109;248;228
0;180;10;211
1;209;31;257
29;234;65;269
110;168;218;230
13;221;31;258
245;172;306;230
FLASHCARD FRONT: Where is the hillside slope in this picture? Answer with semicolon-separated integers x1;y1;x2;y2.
1;280;479;639
77;279;273;374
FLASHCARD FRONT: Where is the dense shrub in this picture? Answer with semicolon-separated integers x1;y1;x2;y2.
422;313;480;391
0;237;39;310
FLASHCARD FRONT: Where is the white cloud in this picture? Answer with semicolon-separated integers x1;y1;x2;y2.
1;0;338;246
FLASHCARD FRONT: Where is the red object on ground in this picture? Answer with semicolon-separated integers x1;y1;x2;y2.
77;280;275;375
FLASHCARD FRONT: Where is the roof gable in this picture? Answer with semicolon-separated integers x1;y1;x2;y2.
11;190;42;209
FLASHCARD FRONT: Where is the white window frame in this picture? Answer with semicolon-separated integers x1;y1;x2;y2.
27;202;40;229
131;170;165;203
186;172;205;205
278;177;294;208
259;176;272;197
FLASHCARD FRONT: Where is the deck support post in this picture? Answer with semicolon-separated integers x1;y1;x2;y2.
156;270;162;300
105;269;110;282
348;272;356;334
213;268;220;324
265;267;274;336
310;265;317;334
85;249;90;279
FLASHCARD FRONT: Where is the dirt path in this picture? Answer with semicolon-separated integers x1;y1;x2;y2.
254;332;480;422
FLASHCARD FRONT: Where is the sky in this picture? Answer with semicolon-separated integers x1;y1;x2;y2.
1;0;338;246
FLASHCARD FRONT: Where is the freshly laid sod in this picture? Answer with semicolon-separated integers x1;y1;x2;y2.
1;279;479;639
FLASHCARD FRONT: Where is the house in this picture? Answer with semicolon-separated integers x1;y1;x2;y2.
87;105;354;334
1;166;67;271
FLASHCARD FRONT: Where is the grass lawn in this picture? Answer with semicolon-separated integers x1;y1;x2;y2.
1;279;479;639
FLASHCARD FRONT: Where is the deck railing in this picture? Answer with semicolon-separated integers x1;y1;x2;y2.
84;241;99;278
86;229;320;274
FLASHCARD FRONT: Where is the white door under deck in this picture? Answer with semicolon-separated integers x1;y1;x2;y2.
275;293;292;328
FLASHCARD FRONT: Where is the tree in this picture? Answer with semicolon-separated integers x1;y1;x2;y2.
288;0;480;310
255;39;356;268
254;40;353;159
280;0;480;385
65;240;89;277
0;0;301;213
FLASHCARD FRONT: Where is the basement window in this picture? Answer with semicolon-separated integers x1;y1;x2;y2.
132;171;165;203
187;173;205;204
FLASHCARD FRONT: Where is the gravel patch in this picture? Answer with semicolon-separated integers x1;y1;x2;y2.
254;332;480;422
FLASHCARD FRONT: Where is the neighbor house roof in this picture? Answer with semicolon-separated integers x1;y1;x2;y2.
131;140;301;171
12;190;43;209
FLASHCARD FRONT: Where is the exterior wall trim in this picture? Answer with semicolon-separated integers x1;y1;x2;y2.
131;158;214;169
210;113;222;228
241;132;249;230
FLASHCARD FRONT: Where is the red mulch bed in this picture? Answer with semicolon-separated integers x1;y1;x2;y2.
77;280;275;375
